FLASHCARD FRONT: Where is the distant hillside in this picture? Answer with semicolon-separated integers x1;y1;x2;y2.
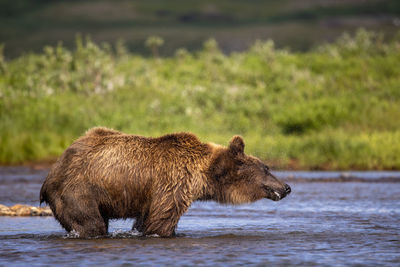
1;0;400;58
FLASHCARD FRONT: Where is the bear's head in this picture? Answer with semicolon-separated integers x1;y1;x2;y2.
207;136;291;204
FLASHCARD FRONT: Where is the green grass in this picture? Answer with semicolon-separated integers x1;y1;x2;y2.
1;30;400;169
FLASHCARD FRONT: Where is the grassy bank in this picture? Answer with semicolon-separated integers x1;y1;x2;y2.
1;30;400;169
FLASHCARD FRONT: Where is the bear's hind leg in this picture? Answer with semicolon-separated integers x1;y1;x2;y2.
58;195;107;238
66;207;107;238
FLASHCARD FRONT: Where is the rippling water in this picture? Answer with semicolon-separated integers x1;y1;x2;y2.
0;167;399;266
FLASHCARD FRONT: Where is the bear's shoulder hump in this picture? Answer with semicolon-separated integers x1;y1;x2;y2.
85;127;122;137
157;132;202;146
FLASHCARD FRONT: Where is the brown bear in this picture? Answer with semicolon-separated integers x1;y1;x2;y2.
40;127;291;238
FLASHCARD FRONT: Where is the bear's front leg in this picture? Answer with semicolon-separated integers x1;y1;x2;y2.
142;187;191;237
143;217;177;237
132;214;146;232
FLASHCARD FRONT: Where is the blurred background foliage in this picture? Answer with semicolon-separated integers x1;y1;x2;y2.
1;0;400;57
0;0;400;169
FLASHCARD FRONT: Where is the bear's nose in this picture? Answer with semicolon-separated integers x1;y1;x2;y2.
285;184;291;195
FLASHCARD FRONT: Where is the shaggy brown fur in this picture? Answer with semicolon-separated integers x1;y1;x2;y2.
40;127;290;238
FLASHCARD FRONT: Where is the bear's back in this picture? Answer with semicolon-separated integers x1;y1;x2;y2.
75;128;210;165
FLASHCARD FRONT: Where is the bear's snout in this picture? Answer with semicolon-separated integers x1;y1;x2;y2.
278;183;291;200
285;184;291;195
263;183;291;201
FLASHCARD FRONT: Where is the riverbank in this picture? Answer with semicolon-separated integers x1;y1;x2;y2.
1;30;400;170
0;204;52;216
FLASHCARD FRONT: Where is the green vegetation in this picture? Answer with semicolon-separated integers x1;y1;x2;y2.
1;30;400;169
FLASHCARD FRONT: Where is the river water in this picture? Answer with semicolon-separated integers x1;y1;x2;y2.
0;167;399;266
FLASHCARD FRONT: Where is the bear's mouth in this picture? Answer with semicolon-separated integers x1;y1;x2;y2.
262;185;286;201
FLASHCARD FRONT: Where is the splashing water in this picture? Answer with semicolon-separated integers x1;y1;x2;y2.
110;229;142;238
63;230;80;239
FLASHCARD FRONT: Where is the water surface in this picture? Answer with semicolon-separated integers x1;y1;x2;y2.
0;167;399;266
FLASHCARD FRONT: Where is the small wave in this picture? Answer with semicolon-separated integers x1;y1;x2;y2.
56;229;162;239
146;233;161;238
61;229;143;239
110;229;142;238
0;233;64;240
0;233;38;240
198;233;263;240
63;230;80;239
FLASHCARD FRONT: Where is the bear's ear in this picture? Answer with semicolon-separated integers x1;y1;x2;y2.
229;135;245;156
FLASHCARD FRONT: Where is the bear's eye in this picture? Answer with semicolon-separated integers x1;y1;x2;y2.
263;165;270;174
235;159;245;166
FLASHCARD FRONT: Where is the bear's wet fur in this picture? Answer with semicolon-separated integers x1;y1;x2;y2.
40;127;290;238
